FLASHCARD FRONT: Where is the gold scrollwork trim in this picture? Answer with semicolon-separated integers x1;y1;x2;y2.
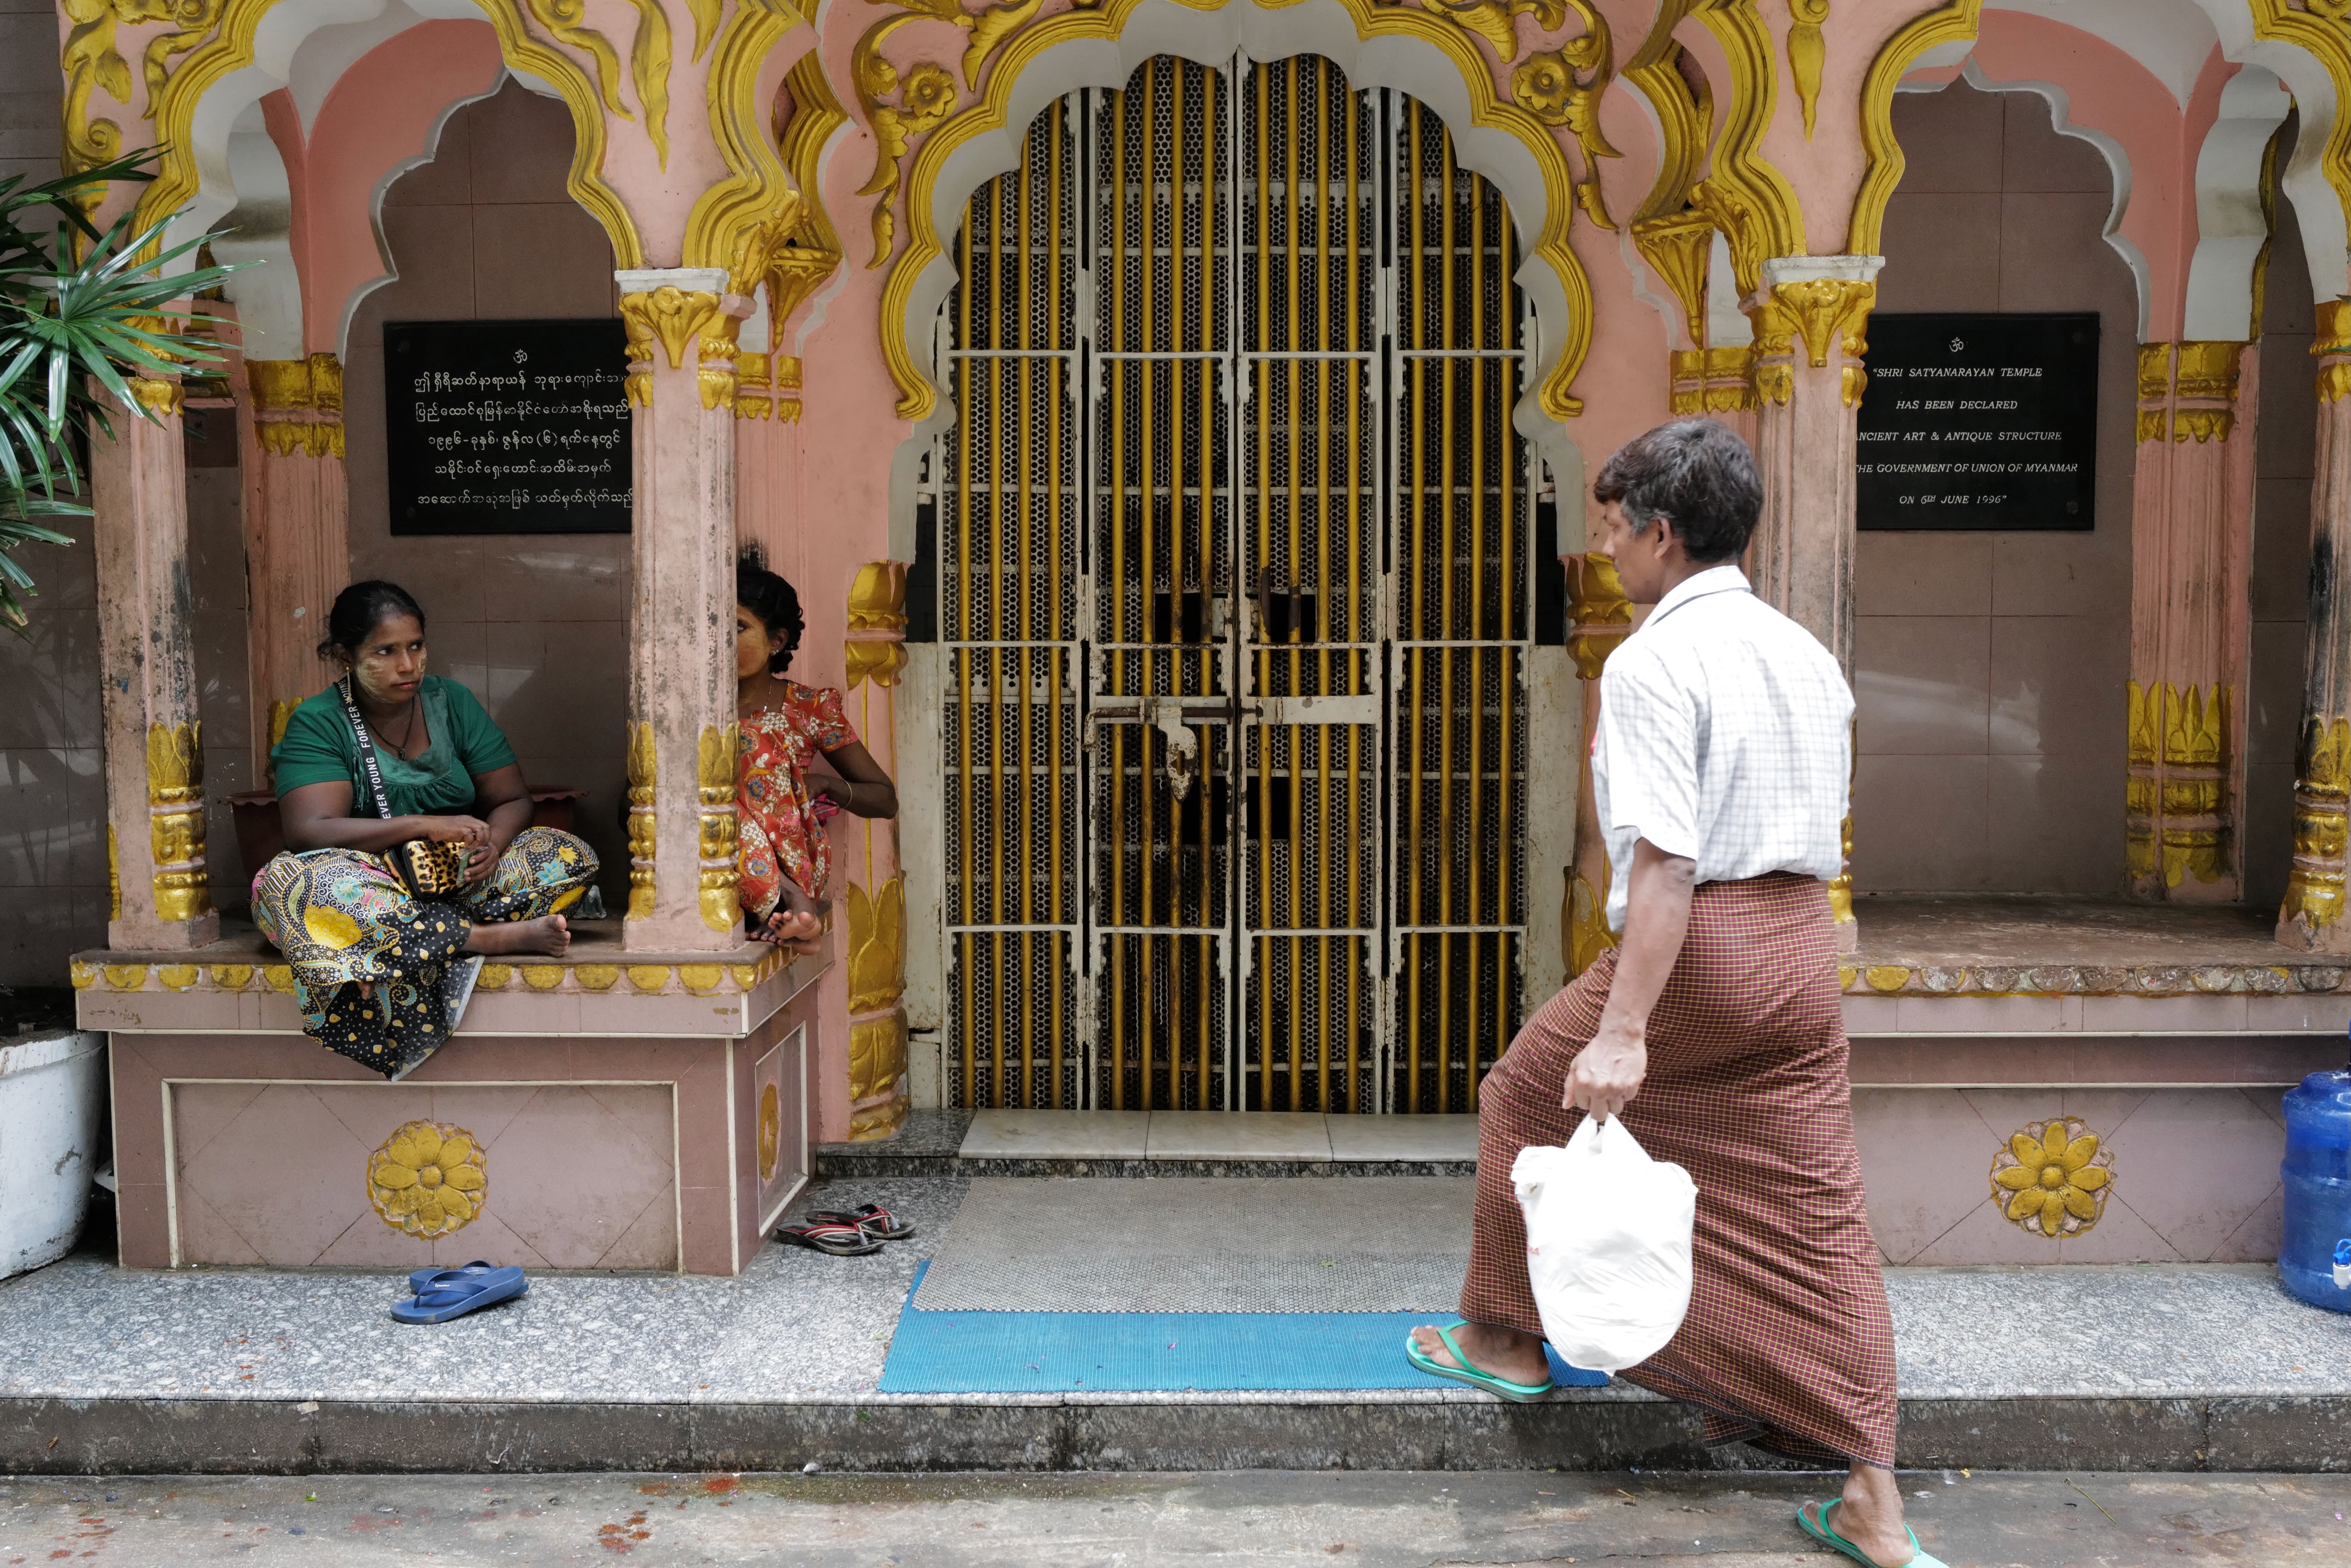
1848;1;1983;255
127;376;183;417
1621;3;1708;229
129;0;643;271
1686;0;1805;298
876;0;1597;422
626;721;656;921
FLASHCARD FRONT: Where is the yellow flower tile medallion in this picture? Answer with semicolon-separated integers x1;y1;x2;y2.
1990;1117;2113;1239
367;1121;488;1239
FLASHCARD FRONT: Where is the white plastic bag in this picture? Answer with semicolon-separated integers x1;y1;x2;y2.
1512;1116;1696;1373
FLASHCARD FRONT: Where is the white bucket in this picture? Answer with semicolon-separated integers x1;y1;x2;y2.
0;1029;105;1280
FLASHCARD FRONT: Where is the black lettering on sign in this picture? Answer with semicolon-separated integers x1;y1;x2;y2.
385;318;632;535
1857;313;2098;532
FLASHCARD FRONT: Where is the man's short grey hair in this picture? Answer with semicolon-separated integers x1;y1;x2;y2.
1591;419;1762;564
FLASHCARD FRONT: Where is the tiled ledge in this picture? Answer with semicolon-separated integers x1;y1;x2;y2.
1841;895;2351;1031
73;920;821;1039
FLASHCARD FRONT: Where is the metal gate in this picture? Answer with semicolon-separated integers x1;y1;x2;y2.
937;54;1530;1114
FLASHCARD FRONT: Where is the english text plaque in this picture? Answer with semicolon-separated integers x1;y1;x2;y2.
385;318;631;535
1856;312;2099;532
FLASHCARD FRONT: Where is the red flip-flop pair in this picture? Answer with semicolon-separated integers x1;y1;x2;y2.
775;1203;917;1256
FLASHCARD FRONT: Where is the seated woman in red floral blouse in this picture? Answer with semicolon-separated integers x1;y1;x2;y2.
733;551;899;944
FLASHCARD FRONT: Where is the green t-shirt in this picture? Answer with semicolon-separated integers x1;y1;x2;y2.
271;675;517;817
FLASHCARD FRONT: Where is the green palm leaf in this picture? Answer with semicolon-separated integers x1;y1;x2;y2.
0;150;239;631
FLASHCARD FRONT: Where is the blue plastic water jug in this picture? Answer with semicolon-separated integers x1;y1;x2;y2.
2280;1064;2351;1312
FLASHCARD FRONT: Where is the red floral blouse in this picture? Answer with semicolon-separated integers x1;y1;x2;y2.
737;680;857;922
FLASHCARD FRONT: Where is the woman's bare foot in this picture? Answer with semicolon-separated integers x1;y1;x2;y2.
465;913;571;958
1407;1320;1550;1388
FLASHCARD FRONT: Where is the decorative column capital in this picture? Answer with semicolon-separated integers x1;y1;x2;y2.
1565;554;1633;680
1755;255;1882;369
618;270;749;409
246;353;345;458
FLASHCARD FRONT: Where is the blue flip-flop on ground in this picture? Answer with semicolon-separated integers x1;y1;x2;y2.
1798;1499;1949;1568
1401;1322;1555;1402
407;1259;498;1295
390;1266;528;1324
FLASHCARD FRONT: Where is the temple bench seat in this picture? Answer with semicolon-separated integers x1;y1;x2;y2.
73;922;819;1276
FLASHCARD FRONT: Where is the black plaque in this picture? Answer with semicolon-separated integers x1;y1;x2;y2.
1856;312;2098;531
385;318;631;535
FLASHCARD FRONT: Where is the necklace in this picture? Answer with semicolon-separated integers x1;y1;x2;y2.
363;694;423;759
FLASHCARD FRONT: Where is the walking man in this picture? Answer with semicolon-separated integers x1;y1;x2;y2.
1407;420;1937;1568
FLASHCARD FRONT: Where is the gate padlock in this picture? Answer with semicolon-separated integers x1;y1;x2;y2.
1151;699;1201;801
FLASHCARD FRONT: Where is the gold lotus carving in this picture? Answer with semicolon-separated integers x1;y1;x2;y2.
368;1121;487;1239
1990;1118;2112;1239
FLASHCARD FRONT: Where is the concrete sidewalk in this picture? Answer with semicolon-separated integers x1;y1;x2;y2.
2;1469;2349;1565
4;1173;2350;1474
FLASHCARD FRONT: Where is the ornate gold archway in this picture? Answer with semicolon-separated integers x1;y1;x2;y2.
857;0;1606;425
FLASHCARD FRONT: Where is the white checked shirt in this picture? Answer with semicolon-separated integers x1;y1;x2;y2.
1591;564;1853;933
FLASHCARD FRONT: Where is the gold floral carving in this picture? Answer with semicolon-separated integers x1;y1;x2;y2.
620;287;725;371
146;719;209;922
1770;277;1873;368
723;194;809;298
2285;716;2351;932
1826;811;1854;923
1633;209;1714;349
626;721;656;920
367;1121;487;1239
247;354;345;459
1848;2;1983;256
697;723;742;933
2315;299;2351;357
1990;1118;2112;1239
678;0;812;293
697;324;743;412
127;376;183;417
1787;0;1828;139
758;1082;781;1181
2318;362;2351;405
1501;4;1621;229
2125;680;2233;889
623;310;655;409
858;51;960;269
2169;341;2244;443
1565;552;1631;679
2135;341;2174;443
845;876;910;1141
60;0;227;212
1839;364;1866;409
1752;360;1793;407
846;561;912;690
1565;872;1616;978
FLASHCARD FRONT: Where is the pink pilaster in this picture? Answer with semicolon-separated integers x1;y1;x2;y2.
93;370;218;949
241;354;350;776
2280;304;2351;949
2126;342;2256;904
1745;256;1876;944
619;268;751;952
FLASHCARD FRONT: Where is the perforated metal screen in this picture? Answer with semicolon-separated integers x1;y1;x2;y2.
937;56;1531;1113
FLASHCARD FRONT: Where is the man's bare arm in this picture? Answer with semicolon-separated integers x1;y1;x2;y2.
1562;838;1696;1120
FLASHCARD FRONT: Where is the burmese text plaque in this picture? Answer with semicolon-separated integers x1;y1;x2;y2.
1856;312;2098;532
385;318;631;535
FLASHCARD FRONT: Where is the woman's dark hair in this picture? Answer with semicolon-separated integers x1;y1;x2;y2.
737;548;804;676
1591;418;1762;564
317;580;427;660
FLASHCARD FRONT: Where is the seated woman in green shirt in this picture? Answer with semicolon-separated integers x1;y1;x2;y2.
253;580;599;1079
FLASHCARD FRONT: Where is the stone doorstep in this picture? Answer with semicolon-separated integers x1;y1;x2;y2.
2;1392;2346;1476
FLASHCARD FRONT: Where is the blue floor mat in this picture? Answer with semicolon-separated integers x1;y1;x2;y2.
877;1263;1609;1394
